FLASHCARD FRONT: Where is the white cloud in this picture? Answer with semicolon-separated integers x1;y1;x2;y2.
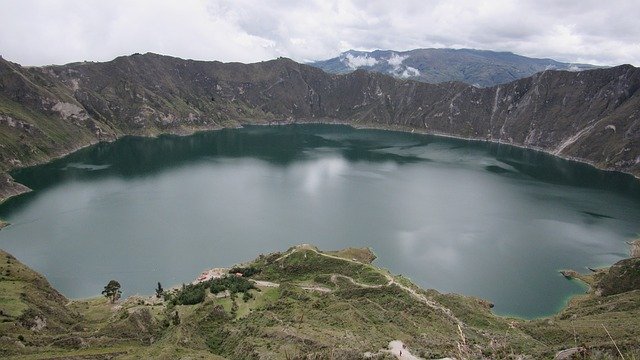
387;53;408;67
0;0;276;65
299;157;347;195
400;66;420;78
0;0;638;66
385;53;420;78
342;53;379;69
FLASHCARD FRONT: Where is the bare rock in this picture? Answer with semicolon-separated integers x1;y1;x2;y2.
554;346;587;359
629;239;640;258
51;335;88;349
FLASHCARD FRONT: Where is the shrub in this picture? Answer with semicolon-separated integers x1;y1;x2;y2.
175;284;206;305
210;275;256;295
229;266;261;277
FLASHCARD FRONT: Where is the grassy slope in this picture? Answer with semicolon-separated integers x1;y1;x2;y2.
0;246;638;359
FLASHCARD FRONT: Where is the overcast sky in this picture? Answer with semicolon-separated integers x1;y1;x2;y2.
1;0;639;66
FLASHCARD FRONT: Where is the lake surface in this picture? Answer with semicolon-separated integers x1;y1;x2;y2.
1;124;639;318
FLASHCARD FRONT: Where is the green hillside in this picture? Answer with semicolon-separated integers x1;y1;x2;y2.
0;244;638;359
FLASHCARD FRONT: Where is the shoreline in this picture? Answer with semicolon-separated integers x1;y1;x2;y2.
2;119;639;205
62;241;633;322
286;119;640;181
492;275;591;321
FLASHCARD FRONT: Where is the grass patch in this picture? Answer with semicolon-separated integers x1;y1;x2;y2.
326;247;377;264
68;297;115;330
254;248;389;286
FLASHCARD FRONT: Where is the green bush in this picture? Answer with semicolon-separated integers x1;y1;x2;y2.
175;284;206;305
210;275;256;295
229;266;261;277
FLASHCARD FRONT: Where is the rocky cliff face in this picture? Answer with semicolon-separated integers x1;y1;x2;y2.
0;53;639;200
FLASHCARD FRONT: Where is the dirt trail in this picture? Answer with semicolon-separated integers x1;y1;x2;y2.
367;340;455;360
387;340;422;360
300;285;332;293
273;246;470;358
283;245;465;328
252;280;280;288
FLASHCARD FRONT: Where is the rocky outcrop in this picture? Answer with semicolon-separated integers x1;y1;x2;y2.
0;173;30;204
1;53;639;201
595;258;640;296
554;346;587;360
629;240;640;258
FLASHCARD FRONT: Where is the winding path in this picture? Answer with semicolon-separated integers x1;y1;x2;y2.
278;245;465;328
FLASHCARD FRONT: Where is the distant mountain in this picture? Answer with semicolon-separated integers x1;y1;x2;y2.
309;48;599;87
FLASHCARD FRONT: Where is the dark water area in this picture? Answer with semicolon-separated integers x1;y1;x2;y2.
1;124;639;318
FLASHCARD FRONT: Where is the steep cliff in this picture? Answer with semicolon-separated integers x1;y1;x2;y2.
1;53;639;201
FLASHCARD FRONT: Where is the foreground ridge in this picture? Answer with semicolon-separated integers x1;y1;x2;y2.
279;245;465;328
0;244;639;359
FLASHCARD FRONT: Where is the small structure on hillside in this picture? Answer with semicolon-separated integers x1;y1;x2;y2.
193;268;228;284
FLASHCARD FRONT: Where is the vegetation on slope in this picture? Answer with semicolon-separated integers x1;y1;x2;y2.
0;244;638;359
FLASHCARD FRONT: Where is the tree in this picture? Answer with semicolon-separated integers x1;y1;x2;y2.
172;311;180;325
155;282;164;298
102;280;122;303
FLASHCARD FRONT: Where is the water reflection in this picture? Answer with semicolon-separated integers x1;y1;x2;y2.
0;124;638;318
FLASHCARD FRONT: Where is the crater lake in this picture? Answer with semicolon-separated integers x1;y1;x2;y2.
1;124;639;318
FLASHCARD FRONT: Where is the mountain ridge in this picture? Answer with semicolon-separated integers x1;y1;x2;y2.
309;48;600;87
0;53;639;202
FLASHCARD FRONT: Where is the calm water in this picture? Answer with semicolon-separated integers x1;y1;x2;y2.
1;125;639;318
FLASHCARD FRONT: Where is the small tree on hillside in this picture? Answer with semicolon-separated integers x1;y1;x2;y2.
155;282;164;298
102;280;122;303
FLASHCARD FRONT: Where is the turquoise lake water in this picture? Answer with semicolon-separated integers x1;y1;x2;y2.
1;124;638;318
